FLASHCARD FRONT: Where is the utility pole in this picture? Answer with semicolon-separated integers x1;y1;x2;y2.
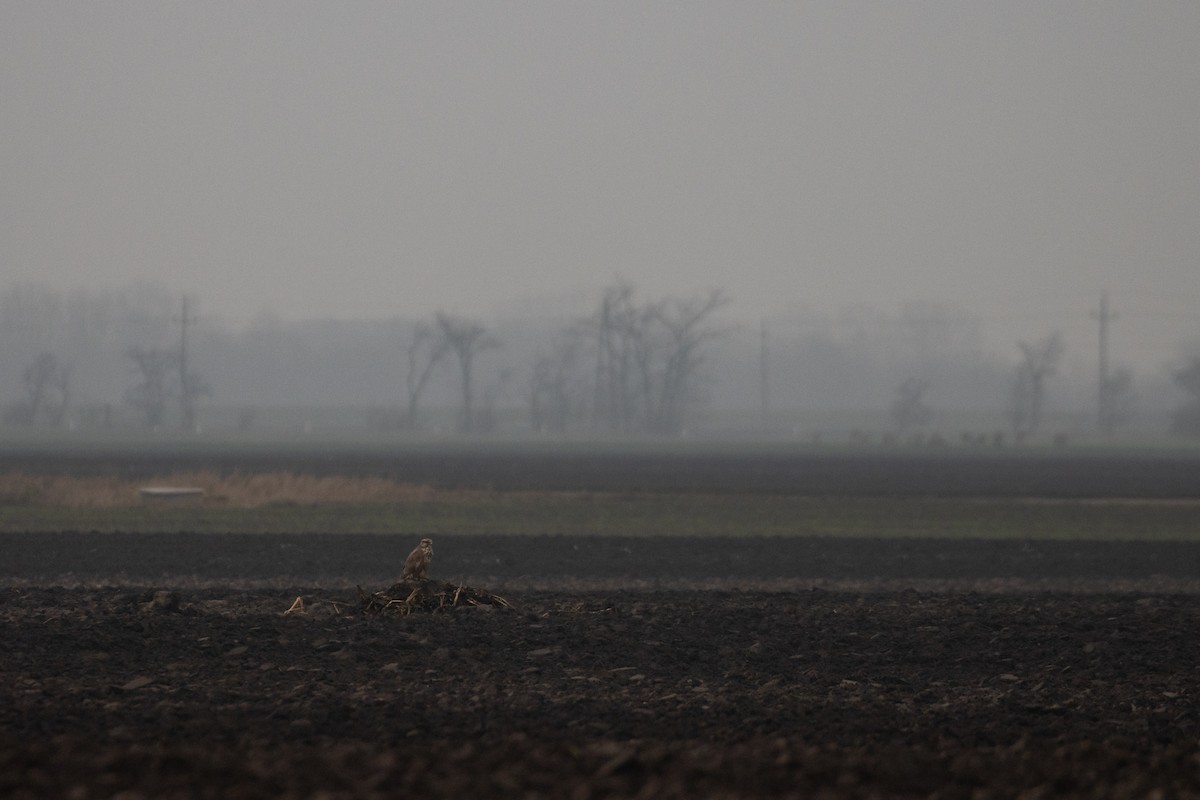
177;295;198;432
1092;291;1117;434
759;319;769;431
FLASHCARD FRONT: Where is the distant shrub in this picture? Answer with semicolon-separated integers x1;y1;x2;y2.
1171;405;1200;438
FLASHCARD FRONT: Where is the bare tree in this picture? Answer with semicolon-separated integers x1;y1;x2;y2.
890;377;934;432
477;367;513;434
529;334;584;433
1007;333;1064;440
645;289;731;434
583;282;730;435
404;322;449;430
588;281;642;433
125;346;177;429
9;353;70;426
435;312;500;433
1170;356;1200;437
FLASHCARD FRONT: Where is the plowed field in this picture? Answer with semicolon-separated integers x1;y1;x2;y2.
4;531;1199;798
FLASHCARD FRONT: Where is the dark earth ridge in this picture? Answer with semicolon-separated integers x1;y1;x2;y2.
4;446;1200;497
5;532;1200;587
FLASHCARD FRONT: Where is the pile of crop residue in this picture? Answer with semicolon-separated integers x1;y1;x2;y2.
280;580;510;617
357;580;511;615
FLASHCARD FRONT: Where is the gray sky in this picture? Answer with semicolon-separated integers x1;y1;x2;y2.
3;2;1198;362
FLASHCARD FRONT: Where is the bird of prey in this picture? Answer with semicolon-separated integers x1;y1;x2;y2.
401;537;434;582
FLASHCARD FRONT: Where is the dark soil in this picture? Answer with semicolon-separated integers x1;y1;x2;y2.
4;445;1200;497
3;533;1200;798
7;531;1200;588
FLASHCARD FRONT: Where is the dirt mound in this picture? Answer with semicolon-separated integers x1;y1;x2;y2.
277;579;513;617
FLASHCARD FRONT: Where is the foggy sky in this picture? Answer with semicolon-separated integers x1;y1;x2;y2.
3;2;1199;363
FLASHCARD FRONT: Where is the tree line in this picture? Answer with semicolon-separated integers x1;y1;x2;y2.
2;280;1200;440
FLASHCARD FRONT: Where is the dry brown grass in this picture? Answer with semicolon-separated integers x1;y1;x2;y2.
0;471;452;508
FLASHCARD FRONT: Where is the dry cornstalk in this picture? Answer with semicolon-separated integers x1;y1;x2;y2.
356;579;510;615
284;596;305;615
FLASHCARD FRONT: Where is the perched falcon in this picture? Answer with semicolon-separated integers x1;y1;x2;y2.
401;537;434;581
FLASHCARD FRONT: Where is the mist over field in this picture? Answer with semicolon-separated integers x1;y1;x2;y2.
0;279;1196;444
3;4;1200;444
